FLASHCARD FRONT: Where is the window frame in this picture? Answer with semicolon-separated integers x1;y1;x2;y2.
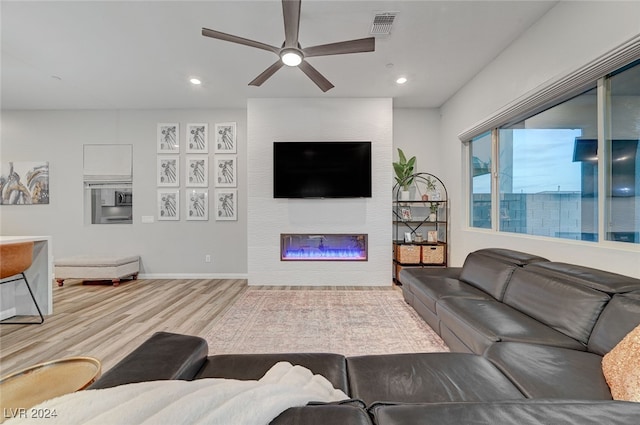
464;55;640;246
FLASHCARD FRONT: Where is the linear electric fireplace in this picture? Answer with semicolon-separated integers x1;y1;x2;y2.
281;234;368;261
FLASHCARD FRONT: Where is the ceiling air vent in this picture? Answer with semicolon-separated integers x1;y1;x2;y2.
370;12;397;35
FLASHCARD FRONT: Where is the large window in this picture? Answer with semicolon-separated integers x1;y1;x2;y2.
467;59;640;245
606;61;640;243
499;88;598;240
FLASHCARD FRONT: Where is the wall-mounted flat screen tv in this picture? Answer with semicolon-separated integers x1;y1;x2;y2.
273;141;372;198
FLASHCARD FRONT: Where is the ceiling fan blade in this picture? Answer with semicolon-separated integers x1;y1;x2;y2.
282;0;301;48
202;28;279;54
303;37;375;58
248;60;285;87
298;60;334;92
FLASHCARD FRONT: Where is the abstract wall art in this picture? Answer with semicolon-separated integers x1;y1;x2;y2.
214;155;236;187
215;189;237;221
157;156;179;187
157;123;180;153
185;156;208;187
186;123;208;153
214;122;237;153
186;189;208;221
158;189;179;221
0;161;50;205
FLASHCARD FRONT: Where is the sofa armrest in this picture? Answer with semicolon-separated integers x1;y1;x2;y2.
88;331;208;389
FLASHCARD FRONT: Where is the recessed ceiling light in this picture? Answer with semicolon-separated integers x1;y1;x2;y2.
396;77;408;84
190;78;202;85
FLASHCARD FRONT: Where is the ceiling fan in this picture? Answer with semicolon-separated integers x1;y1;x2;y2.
202;0;375;92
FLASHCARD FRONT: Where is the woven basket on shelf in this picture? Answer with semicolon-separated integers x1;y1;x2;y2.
422;245;444;264
396;245;421;264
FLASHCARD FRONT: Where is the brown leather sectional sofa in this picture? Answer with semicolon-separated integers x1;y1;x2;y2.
88;248;640;424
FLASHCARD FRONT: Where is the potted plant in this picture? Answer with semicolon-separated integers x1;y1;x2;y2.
393;148;416;200
428;202;438;222
425;176;441;201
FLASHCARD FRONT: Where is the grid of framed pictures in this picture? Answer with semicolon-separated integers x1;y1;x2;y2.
156;122;237;221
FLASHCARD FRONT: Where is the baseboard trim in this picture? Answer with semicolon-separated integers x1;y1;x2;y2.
138;273;248;280
0;308;17;321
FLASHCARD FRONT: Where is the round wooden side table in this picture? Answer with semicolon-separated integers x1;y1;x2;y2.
0;357;101;420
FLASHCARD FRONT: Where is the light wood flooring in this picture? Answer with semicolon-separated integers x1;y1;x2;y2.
0;278;247;377
0;279;396;377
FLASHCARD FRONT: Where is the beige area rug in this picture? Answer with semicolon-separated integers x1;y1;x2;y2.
205;289;449;356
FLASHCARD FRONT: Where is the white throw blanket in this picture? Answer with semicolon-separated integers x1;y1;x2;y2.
6;362;348;425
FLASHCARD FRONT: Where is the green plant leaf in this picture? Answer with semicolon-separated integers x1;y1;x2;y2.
393;163;404;180
398;148;407;164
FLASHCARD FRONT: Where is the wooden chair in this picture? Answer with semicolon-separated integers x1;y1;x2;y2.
0;242;44;324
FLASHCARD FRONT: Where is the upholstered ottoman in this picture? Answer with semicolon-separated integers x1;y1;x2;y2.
55;255;140;287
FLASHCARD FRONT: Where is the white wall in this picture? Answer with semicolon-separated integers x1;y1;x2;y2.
393;108;441;176
247;98;392;286
440;1;640;276
1;109;247;277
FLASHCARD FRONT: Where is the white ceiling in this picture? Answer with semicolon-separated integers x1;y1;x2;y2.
1;0;558;110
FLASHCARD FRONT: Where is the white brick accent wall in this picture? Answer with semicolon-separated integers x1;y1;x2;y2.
247;98;393;286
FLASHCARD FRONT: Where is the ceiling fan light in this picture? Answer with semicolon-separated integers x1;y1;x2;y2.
281;49;303;67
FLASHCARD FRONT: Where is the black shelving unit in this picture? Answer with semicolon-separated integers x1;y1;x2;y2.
393;173;448;284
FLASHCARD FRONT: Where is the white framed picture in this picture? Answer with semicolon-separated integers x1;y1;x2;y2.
186;189;208;221
400;207;412;221
215;189;237;221
185;155;208;187
158;189;179;221
157;155;179;187
214;122;237;153
186;123;208;153
157;123;180;153
215;155;236;187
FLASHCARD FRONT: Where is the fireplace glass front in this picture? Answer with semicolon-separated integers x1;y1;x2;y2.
281;234;368;261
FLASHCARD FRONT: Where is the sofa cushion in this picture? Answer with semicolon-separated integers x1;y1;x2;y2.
411;276;493;313
88;331;208;390
272;402;372;425
458;253;517;300
437;297;585;354
346;353;524;405
399;267;463;291
525;262;640;294
484;342;612;399
588;292;640;355
195;353;350;394
503;268;610;345
399;267;462;304
368;400;640;425
472;248;549;266
602;324;640;402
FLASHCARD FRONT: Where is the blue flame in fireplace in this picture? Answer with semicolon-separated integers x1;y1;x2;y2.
281;234;367;261
283;248;366;260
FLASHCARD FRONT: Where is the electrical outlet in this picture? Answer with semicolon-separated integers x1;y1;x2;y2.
205;255;211;263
